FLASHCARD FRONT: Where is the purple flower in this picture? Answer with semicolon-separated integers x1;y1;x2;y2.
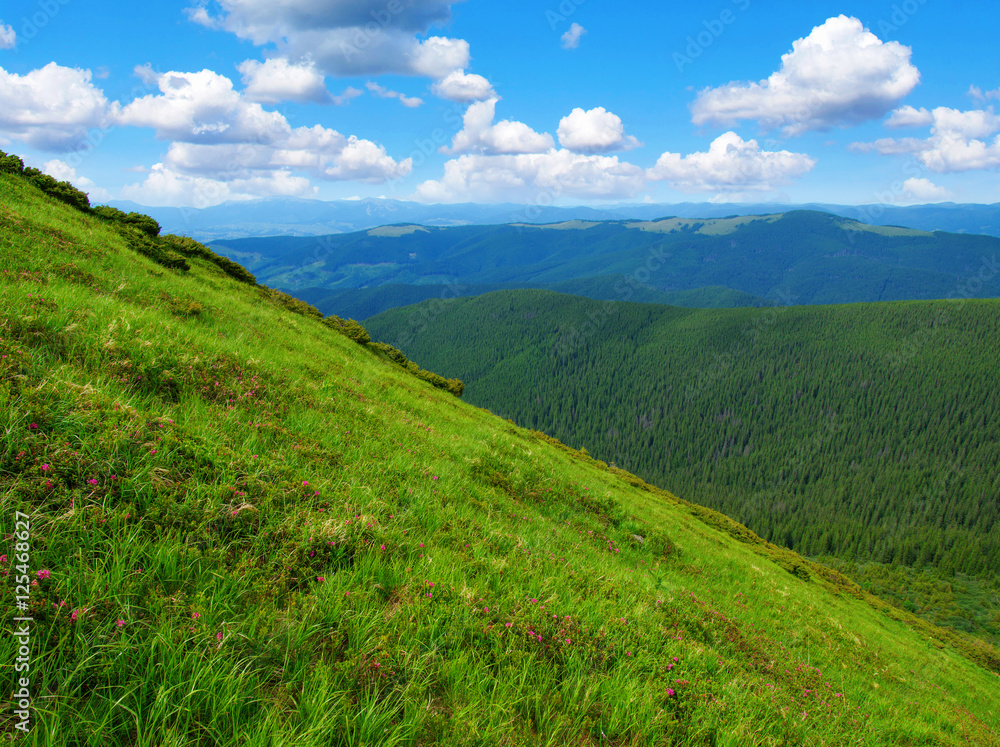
36;569;50;581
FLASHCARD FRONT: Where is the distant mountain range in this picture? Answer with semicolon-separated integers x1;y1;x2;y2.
209;211;1000;319
108;195;1000;242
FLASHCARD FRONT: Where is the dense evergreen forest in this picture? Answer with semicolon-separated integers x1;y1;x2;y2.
368;291;1000;594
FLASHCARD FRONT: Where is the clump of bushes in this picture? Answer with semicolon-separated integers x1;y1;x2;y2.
1;148;264;284
160;234;257;285
0;149;93;212
260;287;323;320
0;151;25;175
119;226;191;272
92;205;161;238
322;315;371;345
322;318;461;395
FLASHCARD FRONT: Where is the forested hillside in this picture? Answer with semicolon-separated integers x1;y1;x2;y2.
367;291;1000;638
211;211;1000;320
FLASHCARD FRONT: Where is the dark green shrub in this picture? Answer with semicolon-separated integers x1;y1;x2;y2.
368;341;409;366
122;211;161;238
322;315;371;344
260;288;323;319
92;205;128;223
22;167;91;212
120;226;190;272
0;150;24;175
161;235;257;285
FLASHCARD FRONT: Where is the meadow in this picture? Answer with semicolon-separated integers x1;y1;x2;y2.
1;162;999;745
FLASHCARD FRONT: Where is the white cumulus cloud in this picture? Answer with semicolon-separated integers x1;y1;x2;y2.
122;162;317;208
365;81;423;108
42;159;113;202
430;69;495;102
901;177;951;202
852;105;1000;172
116;65;411;205
187;0;471;79
0;22;15;49
885;105;933;128
0;63;109;151
442;98;554;156
647;132;816;193
414;149;645;203
114;67;290;144
238;58;332;104
557;107;641;153
561;23;586;50
691;15;920;135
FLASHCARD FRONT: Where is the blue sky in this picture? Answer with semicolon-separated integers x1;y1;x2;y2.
1;0;998;207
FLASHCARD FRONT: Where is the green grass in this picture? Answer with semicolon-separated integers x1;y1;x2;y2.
1;170;999;745
365;290;1000;599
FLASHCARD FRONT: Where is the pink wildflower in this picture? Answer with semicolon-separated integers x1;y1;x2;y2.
36;569;51;581
666;688;675;696
87;478;98;486
302;480;309;486
0;555;7;564
217;632;223;641
116;619;126;628
192;612;201;620
316;576;325;583
29;423;38;430
41;463;50;471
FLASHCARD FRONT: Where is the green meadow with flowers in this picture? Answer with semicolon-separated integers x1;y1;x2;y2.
1;160;999;745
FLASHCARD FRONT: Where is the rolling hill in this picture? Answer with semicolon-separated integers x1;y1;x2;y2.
366;290;1000;640
210;211;1000;320
2;152;1000;745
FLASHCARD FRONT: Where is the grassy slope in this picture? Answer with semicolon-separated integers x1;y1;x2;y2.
1;173;999;746
364;291;1000;587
